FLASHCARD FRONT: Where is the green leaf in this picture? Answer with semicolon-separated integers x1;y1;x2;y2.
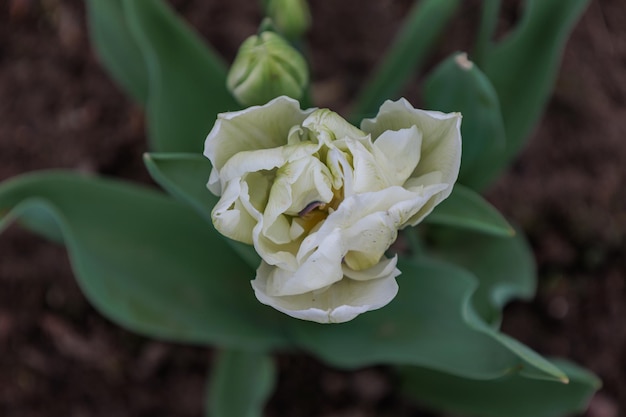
423;52;506;189
85;0;149;104
483;0;590;165
350;0;461;121
206;349;276;417
289;258;566;382
123;0;240;152
0;172;288;350
141;155;555;382
429;228;536;326
143;152;261;268
400;359;600;417
143;153;216;220
425;184;514;237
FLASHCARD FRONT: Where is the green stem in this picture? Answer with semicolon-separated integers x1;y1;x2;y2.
473;0;501;66
205;349;277;417
350;0;461;123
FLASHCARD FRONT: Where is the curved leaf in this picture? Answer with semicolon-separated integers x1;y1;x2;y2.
400;359;600;417
429;227;536;326
143;152;216;220
123;0;240;152
143;152;261;268
350;0;461;121
85;0;149;104
423;52;506;189
142;154;561;381
0;172;288;350
425;184;514;237
290;258;566;382
483;0;590;165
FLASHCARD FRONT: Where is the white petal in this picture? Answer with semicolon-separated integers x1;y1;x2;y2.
211;180;258;244
343;255;398;281
302;108;367;144
372;126;422;186
204;96;315;195
266;228;345;296
251;262;400;323
343;137;390;193
219;142;319;186
360;98;461;204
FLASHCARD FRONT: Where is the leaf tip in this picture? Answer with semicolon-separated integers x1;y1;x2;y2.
455;52;473;71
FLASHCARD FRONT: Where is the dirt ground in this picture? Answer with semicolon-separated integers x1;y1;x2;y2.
0;0;625;416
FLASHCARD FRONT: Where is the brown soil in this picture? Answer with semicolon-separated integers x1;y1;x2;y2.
1;0;625;416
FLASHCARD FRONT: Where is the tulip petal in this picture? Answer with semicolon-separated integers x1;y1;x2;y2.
205;96;315;195
361;97;461;200
252;262;400;323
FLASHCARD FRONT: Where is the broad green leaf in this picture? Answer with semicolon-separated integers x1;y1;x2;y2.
85;0;149;104
142;154;561;381
423;52;506;189
350;0;461;121
17;204;65;244
143;152;261;268
400;359;600;417
143;153;216;220
123;0;240;152
429;228;536;326
483;0;590;166
0;172;288;350
206;349;276;417
289;258;566;382
425;184;514;237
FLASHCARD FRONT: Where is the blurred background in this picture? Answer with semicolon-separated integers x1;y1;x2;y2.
0;0;624;416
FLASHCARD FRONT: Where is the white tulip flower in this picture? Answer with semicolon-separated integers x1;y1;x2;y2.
204;96;461;323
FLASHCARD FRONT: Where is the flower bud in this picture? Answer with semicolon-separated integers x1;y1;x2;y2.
227;31;309;107
265;0;311;39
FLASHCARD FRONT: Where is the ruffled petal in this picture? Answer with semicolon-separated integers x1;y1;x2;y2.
360;97;461;199
251;261;400;323
205;96;315;195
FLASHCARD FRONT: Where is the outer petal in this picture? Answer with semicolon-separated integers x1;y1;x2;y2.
251;261;400;323
211;179;257;244
361;98;462;224
360;98;461;193
204;96;315;195
371;126;422;186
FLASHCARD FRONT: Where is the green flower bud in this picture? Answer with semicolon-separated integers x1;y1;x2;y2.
227;31;309;107
265;0;311;39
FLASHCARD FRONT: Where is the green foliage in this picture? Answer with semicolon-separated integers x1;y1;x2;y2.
400;359;600;417
206;349;276;417
85;0;149;105
143;153;261;268
425;184;513;237
0;1;600;416
290;258;566;381
0;169;577;388
428;228;536;326
87;0;239;152
482;0;590;172
350;0;461;121
0;172;287;350
423;53;506;189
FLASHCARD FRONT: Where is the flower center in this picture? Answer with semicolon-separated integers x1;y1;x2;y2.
297;186;343;232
